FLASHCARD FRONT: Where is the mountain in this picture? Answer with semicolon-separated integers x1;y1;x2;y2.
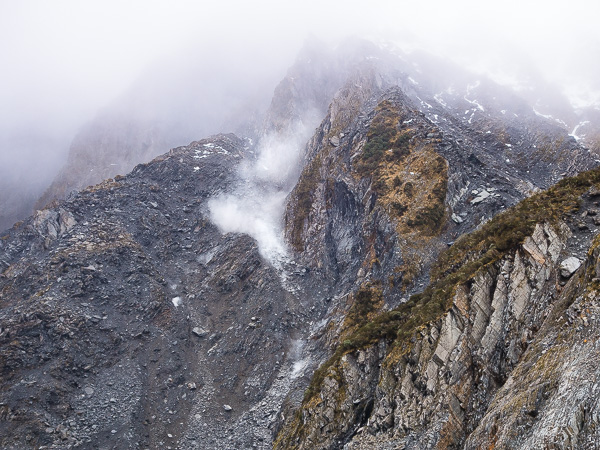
1;38;600;449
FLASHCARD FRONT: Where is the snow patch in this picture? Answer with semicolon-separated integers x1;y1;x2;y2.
532;106;553;120
434;93;447;107
463;82;485;112
416;96;432;109
203;142;227;152
570;121;590;141
192;142;230;160
172;297;182;307
533;107;568;127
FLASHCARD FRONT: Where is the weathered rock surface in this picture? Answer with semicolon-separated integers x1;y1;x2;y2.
275;174;600;448
559;256;582;277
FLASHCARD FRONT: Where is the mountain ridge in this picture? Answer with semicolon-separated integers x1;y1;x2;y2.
2;38;600;449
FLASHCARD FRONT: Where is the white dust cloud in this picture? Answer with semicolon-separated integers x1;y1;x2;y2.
208;123;315;264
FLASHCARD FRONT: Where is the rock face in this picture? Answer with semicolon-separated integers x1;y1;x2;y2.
269;41;600;450
2;38;600;450
275;179;600;449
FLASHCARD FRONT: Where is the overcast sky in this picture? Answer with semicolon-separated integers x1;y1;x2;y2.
1;0;599;157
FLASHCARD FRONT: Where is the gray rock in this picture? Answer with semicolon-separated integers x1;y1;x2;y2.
329;136;340;147
589;186;600;197
471;190;491;205
192;327;208;338
451;213;464;224
560;257;581;278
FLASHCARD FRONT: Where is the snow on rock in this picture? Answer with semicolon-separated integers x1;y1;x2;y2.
434;93;447;107
533;106;553;120
570;121;590;141
416;96;432;109
192;142;230;159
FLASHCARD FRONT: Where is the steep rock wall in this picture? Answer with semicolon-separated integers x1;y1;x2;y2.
275;222;573;448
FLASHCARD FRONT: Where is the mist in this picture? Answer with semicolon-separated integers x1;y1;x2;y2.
1;0;600;231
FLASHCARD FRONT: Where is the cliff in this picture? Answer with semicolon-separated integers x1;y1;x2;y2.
276;168;600;448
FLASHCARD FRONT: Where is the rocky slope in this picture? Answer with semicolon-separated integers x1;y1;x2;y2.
275;170;600;448
271;50;600;447
2;38;600;450
0;134;327;449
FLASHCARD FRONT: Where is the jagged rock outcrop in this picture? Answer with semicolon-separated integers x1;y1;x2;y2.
275;170;600;448
269;41;600;449
283;62;595;307
276;222;570;448
466;236;600;448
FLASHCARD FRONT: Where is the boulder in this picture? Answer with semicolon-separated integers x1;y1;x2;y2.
559;257;581;278
451;213;464;224
471;190;490;205
192;327;208;338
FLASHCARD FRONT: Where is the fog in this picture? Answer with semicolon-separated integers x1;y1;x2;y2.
3;1;598;146
1;0;599;232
